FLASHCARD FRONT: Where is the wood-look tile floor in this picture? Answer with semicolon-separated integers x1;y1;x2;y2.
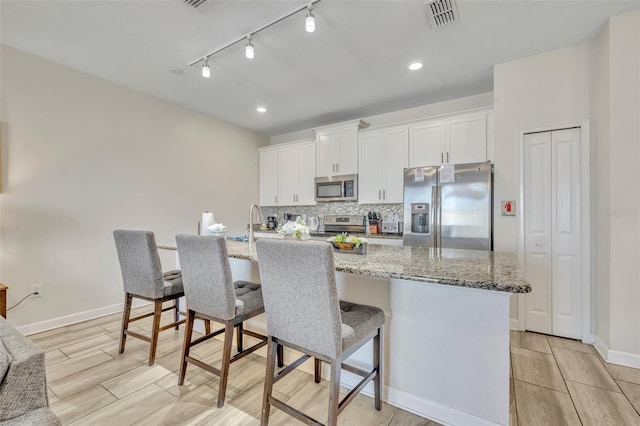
32;307;640;425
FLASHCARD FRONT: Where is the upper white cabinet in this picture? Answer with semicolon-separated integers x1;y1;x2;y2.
315;120;368;176
259;139;316;207
446;114;487;164
409;111;491;167
278;141;316;206
259;147;279;207
359;127;408;204
409;122;445;167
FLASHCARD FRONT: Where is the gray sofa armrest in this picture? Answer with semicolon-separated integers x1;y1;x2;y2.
0;318;54;423
0;407;61;426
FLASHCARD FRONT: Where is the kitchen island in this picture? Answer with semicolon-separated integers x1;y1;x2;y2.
160;240;529;426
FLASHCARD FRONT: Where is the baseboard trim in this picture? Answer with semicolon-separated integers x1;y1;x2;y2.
339;372;501;426
16;300;150;336
593;334;640;369
509;318;519;330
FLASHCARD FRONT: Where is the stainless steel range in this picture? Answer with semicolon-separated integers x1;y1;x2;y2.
322;215;368;235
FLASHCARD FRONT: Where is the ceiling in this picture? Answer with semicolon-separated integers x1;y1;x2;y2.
1;0;638;136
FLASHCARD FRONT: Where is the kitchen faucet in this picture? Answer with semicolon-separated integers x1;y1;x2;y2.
248;203;264;249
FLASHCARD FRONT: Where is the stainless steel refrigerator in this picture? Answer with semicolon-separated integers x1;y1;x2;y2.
403;161;492;250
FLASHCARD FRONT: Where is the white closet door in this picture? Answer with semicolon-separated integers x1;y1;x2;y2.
524;128;582;339
551;128;581;338
524;132;553;334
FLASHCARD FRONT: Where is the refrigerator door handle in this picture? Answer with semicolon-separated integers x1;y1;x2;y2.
431;186;438;248
437;185;443;248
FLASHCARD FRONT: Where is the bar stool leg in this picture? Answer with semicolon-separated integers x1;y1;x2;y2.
204;320;211;335
327;359;342;426
217;321;235;408
277;344;284;368
314;358;322;383
261;337;278;426
374;327;382;410
174;298;180;330
119;293;133;354
148;300;163;365
179;310;196;385
236;322;244;353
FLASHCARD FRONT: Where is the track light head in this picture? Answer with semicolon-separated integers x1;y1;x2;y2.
245;36;255;59
202;59;211;78
306;6;315;33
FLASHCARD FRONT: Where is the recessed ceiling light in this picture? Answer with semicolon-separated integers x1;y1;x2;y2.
257;107;267;113
408;61;423;71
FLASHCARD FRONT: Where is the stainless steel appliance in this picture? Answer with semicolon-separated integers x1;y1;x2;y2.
323;215;367;234
266;216;278;230
314;174;358;202
403;162;492;250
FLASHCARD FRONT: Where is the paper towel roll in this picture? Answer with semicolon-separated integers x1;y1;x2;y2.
201;212;215;235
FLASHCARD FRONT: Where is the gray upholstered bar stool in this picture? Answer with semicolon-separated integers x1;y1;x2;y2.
256;239;385;426
113;229;187;366
175;234;281;408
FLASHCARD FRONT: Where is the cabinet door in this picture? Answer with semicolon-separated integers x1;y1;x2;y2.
278;146;299;206
336;127;358;175
259;149;279;206
358;132;384;204
297;142;317;205
409;122;445;167
446;114;487;164
382;127;408;203
316;131;336;177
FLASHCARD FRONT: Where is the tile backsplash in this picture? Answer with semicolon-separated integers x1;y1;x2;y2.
263;202;403;225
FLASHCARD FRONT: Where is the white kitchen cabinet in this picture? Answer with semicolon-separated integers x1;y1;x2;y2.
260;140;316;207
446;114;487;164
259;147;279;206
358;127;408;204
409;122;445;167
408;111;490;167
282;141;316;205
314;120;367;177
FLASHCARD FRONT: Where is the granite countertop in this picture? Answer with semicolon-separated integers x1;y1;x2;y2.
159;239;530;294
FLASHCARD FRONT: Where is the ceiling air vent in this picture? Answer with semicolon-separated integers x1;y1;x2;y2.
184;0;207;8
424;0;459;29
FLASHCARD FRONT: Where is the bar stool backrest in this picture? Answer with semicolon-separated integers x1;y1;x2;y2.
113;230;164;299
256;239;342;359
175;235;237;320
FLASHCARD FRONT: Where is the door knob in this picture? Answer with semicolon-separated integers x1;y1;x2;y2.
535;242;542;247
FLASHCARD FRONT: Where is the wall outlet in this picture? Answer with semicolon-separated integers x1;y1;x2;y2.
31;284;42;297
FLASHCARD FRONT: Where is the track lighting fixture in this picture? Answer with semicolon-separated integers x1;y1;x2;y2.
202;59;211;78
245;36;255;59
188;0;322;77
305;6;315;33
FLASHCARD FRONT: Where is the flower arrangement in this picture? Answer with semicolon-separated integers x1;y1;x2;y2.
277;216;311;240
327;233;366;249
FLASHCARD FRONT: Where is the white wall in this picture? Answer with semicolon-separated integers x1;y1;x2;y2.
606;10;640;357
0;46;269;329
493;43;594;253
593;21;611;347
270;92;494;145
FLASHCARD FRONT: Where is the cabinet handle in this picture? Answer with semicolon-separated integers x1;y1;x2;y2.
383;189;386;200
441;152;444;163
336;163;339;173
275;195;278;203
378;190;381;200
446;152;449;163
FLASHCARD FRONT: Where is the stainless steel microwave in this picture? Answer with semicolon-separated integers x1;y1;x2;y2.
314;174;358;202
